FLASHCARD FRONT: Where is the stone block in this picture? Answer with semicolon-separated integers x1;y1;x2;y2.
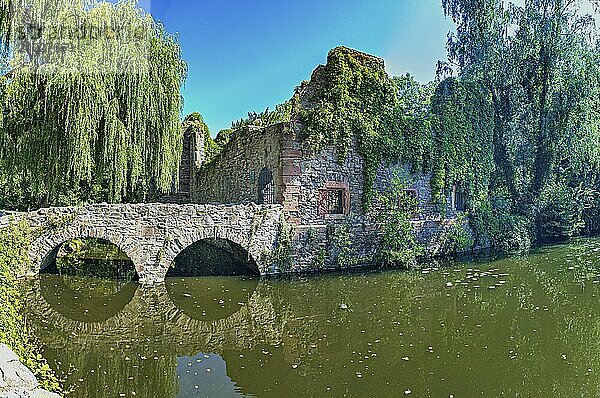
0;345;39;393
281;149;303;159
282;165;301;177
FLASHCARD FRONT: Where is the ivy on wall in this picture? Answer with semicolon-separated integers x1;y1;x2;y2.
297;46;432;206
429;77;495;205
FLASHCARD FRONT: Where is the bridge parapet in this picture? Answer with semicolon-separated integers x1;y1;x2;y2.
1;203;284;284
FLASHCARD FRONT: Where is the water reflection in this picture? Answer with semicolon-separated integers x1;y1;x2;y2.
166;277;259;321
39;274;137;322
177;353;244;397
21;238;600;397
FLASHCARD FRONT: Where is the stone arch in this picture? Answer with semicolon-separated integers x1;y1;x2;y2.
28;225;142;278
159;229;261;280
9;202;283;284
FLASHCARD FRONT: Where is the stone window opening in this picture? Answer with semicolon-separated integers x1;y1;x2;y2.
399;188;419;219
318;182;350;216
327;189;345;214
452;185;466;212
258;167;275;204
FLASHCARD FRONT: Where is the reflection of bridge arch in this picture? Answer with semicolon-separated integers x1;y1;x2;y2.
40;274;138;323
165;277;260;321
0;203;283;284
23;276;284;357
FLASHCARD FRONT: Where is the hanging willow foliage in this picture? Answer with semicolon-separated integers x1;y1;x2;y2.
0;0;186;209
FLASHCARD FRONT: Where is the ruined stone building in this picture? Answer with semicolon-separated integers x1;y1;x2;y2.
173;48;472;272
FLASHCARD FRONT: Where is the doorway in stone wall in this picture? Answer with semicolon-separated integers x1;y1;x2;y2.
258;167;275;204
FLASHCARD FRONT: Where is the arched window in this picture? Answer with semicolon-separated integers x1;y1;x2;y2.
258;167;275;204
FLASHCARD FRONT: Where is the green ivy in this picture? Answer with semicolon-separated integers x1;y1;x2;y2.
327;223;359;268
297;47;431;208
439;214;474;255
0;221;62;393
265;216;294;272
376;172;423;267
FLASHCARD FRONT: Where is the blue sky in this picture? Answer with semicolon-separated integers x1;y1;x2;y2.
141;0;454;133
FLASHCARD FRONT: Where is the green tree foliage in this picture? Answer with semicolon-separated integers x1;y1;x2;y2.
0;0;187;210
393;74;436;119
440;0;600;243
535;181;592;241
429;77;495;207
231;100;295;130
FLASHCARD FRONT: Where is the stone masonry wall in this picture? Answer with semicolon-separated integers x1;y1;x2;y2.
193;125;285;205
372;163;473;258
272;124;472;270
190;122;474;273
275;125;376;270
0;203;283;284
159;124;205;204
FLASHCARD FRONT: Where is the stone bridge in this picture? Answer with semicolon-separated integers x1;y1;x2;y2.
0;203;283;284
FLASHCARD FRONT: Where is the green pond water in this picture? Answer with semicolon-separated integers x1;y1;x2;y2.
21;237;600;397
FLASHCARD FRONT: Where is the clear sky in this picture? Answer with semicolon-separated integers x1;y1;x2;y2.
140;0;454;133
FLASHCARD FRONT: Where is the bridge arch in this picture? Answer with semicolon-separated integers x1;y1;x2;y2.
29;227;143;277
167;237;260;277
157;227;267;281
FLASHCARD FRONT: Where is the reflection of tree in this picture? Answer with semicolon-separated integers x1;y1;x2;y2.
21;240;600;397
523;240;600;395
43;345;178;398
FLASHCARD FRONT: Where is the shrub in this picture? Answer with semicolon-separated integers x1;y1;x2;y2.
535;182;586;242
376;172;423;267
0;221;62;393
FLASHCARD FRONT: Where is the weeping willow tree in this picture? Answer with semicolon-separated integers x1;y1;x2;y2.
0;0;187;209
